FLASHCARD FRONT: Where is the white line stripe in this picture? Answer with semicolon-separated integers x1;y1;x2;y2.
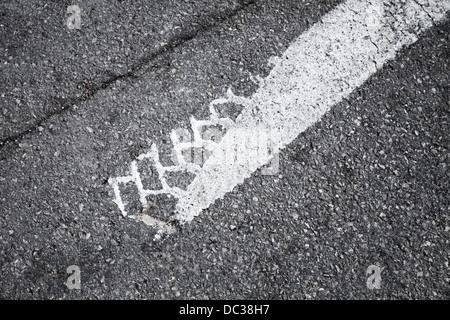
174;0;450;223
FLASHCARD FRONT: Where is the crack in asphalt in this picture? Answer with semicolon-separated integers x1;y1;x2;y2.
0;0;256;160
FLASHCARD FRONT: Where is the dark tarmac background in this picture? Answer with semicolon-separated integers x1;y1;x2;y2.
0;0;449;299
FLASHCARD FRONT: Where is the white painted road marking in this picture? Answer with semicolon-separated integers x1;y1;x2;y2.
109;0;450;237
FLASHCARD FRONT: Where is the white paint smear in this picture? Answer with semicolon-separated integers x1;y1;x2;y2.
174;0;450;223
110;0;450;236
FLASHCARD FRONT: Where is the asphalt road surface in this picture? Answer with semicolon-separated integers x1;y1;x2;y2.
0;0;449;300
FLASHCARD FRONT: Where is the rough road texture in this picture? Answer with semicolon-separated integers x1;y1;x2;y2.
0;0;449;299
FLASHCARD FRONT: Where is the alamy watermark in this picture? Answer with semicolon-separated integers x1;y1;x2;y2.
170;126;280;175
366;264;382;290
67;5;81;30
365;3;384;29
65;265;81;290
